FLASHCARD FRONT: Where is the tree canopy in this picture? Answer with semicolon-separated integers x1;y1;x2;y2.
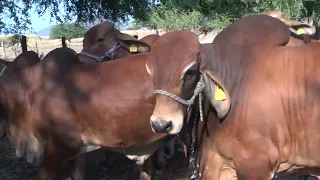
1;0;320;34
141;0;320;31
49;24;87;39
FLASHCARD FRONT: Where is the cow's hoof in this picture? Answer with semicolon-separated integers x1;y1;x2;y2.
139;172;151;180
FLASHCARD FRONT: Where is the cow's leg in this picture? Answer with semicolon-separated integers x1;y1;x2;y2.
139;172;151;180
37;141;78;180
138;152;162;180
155;148;166;170
69;155;87;180
200;150;227;180
142;157;153;178
233;146;279;180
164;138;175;159
100;150;130;171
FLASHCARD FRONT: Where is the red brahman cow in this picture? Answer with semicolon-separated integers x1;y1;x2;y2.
261;10;318;44
261;10;315;36
0;51;41;139
78;21;150;64
0;50;96;180
79;22;182;171
1;42;192;179
148;15;320;179
78;25;177;177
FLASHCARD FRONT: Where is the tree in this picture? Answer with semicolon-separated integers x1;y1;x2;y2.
0;1;32;34
1;0;320;34
0;0;153;34
49;24;87;39
140;0;320;32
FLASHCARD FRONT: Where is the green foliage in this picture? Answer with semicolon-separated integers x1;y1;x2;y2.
0;1;32;34
140;0;310;31
49;24;87;39
1;0;320;33
25;0;152;24
7;35;22;47
144;6;229;31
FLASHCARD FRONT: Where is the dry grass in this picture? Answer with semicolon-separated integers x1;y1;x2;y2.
0;29;221;61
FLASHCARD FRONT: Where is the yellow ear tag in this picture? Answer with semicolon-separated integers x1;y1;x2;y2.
297;28;304;35
215;87;226;101
129;44;138;52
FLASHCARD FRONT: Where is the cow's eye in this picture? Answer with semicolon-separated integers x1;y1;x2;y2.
97;38;104;43
185;67;197;77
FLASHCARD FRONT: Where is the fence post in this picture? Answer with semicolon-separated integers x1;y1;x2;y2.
21;35;27;52
62;37;67;47
35;42;39;54
1;41;5;58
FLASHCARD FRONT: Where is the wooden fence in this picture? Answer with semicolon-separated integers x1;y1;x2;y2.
0;35;84;60
0;34;143;60
0;29;221;60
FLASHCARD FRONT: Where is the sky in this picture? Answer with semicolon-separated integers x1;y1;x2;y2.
1;2;76;34
28;10;57;33
2;1;133;35
27;3;76;34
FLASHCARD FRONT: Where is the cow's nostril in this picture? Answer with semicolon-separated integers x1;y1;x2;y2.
151;120;172;133
163;121;172;131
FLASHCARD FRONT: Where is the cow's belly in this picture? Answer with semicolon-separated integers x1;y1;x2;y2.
80;135;170;164
109;136;167;155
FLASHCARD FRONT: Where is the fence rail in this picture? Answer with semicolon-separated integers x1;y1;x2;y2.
0;36;84;60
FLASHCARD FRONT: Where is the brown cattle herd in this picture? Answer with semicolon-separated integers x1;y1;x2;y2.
0;10;320;180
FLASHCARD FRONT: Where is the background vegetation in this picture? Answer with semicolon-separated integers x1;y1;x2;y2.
49;24;88;39
1;0;320;34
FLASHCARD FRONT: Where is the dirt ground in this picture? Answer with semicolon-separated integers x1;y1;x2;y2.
0;137;318;180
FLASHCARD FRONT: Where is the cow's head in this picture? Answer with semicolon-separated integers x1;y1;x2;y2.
147;30;231;134
79;21;151;63
0;51;40;139
261;10;316;36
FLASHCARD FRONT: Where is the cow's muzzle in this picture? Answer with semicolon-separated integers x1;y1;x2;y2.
151;120;172;133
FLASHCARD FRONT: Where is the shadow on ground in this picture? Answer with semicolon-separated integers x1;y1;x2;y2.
0;137;318;180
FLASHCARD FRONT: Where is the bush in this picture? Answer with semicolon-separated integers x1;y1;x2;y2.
50;23;88;39
144;7;229;31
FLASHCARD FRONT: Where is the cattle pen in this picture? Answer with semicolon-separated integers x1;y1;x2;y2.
0;28;318;180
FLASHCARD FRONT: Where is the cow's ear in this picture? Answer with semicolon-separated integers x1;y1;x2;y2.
119;40;151;53
115;31;151;53
289;24;316;36
202;69;231;119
